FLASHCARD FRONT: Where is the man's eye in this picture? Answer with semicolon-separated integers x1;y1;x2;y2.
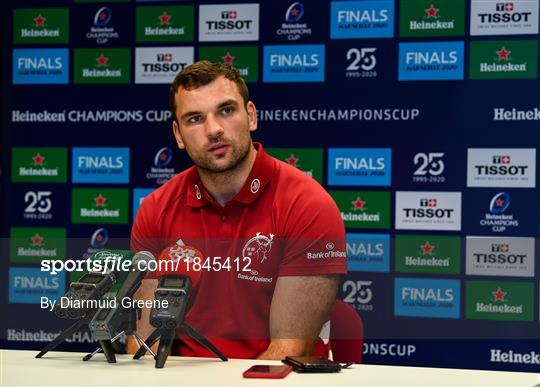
221;106;234;115
188;116;202;124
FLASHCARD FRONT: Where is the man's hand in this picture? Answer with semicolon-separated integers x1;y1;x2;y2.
257;275;339;360
126;278;158;354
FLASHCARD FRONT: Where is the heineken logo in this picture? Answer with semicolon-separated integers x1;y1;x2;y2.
400;0;464;37
425;5;439;18
352;196;366;211
31;233;43;247
471;40;537;79
159;12;171;25
10;227;66;262
342;196;381;222
94;193;107;207
395;235;460;274
32;153;45;166
420;241;434;255
74;48;130;83
72;188;128;224
144;10;185;37
285;154;299;167
476;286;523;314
20;152;58;177
33;14;47;27
21;13;60;38
492;287;507;302
96;54;109;67
14;8;69;43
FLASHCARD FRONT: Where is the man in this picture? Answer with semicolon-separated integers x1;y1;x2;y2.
130;61;347;360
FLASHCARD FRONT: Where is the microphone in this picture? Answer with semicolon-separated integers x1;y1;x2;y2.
115;251;156;301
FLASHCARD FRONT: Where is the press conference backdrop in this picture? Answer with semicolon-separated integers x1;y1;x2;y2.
2;0;540;374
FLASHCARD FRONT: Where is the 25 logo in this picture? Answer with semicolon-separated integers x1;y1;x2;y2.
24;191;52;217
413;153;446;183
345;48;377;78
343;280;373;311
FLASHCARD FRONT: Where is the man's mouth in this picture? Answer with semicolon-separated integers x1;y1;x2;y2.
208;143;230;155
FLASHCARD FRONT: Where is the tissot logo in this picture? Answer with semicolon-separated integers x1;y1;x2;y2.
135;47;194;84
399;41;464;80
395;191;461;231
466;236;534;277
471;0;539;35
13;49;69;85
330;0;394;39
199;4;259;42
467;149;536;187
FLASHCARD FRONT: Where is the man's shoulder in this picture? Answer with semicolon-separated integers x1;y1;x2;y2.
144;166;193;208
272;158;332;205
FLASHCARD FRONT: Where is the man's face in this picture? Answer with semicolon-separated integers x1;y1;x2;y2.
172;76;257;173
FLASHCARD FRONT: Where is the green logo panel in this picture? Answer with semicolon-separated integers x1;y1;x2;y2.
470;40;538;80
329;191;390;229
10;227;66;264
466;280;533;322
13;8;69;44
399;0;465;37
72;188;129;224
266;148;323;183
395;235;460;274
11;147;67;183
74;48;131;84
199;46;259;83
136;6;194;42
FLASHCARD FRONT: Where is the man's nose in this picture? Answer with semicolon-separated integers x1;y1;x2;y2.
205;114;224;139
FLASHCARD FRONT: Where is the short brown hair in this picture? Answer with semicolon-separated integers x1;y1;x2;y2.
169;60;249;123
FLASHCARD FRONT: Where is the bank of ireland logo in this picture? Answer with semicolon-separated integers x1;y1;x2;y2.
242;232;275;263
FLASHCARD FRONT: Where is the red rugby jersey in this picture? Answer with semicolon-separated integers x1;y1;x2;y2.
131;143;347;359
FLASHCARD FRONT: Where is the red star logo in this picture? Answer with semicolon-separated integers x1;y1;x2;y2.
33;14;46;27
159;11;171;25
425;5;439;18
96;54;109;67
222;52;235;65
31;233;44;247
32;153;45;166
495;198;505;208
428;199;437;207
500;244;509;252
160;153;168;161
492;287;507;302
352;197;366;210
496;47;511;61
94;194;107;207
505;3;514;11
286;154;299;167
421;242;434;255
501;155;511;164
291;7;299;17
96;234;104;242
98;11;107;22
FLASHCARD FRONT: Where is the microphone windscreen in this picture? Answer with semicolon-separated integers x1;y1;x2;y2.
154;244;204;291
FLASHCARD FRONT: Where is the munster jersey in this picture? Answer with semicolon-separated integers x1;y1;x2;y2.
131;142;347;359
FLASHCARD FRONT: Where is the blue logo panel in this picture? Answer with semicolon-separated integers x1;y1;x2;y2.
9;267;65;304
263;45;325;83
133;188;154;220
13;49;69;85
330;1;394;39
72;147;130;183
399;42;464;81
347;233;390;272
394;277;460;318
328;148;392;186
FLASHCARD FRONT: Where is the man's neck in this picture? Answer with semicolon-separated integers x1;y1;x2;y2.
198;144;257;207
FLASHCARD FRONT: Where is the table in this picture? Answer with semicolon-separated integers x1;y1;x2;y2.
0;350;538;386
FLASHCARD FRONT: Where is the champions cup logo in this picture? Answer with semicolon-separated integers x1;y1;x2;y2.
242;232;274;263
154;147;173;167
94;7;112;27
489;192;510;214
286;3;304;23
91;228;109;249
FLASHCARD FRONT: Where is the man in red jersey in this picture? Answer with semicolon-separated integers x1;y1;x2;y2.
130;61;347;360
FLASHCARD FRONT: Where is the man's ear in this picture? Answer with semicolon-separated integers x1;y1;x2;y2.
172;120;185;149
246;101;257;132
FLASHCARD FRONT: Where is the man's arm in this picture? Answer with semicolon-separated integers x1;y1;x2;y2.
126;279;158;354
257;275;339;360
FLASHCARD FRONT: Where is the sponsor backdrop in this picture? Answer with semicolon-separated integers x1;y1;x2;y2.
2;0;540;373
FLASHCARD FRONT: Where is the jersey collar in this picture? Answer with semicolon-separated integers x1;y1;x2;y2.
186;142;275;208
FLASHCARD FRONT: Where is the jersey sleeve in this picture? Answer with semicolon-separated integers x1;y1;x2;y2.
278;185;347;277
130;193;163;260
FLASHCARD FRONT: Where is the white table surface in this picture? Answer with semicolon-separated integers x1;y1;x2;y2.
0;350;538;387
